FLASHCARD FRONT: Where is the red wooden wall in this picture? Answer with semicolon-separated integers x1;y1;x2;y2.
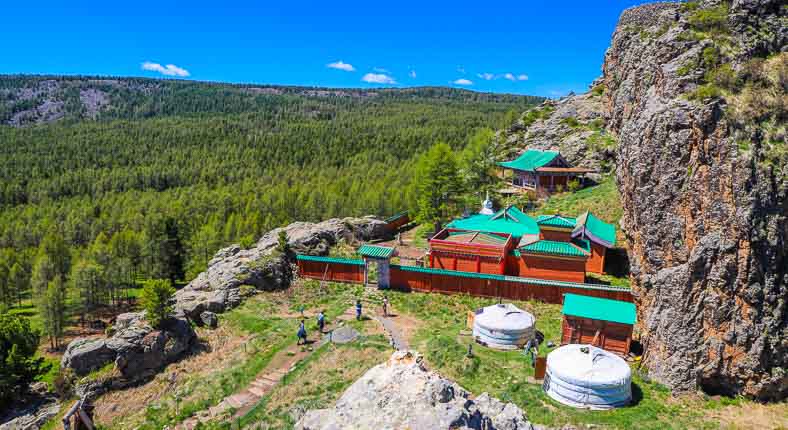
296;256;633;305
297;259;365;283
561;316;632;356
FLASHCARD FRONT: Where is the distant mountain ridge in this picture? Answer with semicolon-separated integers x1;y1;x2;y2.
0;75;544;126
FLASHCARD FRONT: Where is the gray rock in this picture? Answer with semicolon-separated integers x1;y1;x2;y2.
200;311;218;328
329;325;359;344
294;351;532;430
605;1;787;400
61;312;196;379
60;338;116;375
0;397;59;430
174;217;389;320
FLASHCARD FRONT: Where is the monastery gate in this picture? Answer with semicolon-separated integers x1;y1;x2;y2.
296;255;632;304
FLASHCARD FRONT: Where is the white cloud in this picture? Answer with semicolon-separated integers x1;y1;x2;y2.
362;73;397;84
409;70;417;79
373;67;390;73
141;61;190;77
327;60;355;72
453;78;473;85
477;72;495;81
517;74;528;81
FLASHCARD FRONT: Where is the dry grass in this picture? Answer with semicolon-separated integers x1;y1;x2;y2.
94;324;251;427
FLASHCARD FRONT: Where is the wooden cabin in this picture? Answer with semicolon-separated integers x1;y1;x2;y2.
560;293;636;357
499;150;592;194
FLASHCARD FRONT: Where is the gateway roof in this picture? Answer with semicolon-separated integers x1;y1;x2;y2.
572;211;616;247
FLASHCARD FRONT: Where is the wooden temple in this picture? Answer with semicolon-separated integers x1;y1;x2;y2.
498;150;592;194
429;204;616;283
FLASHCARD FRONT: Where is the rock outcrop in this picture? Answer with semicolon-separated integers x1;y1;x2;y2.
295;351;532;430
174;216;388;320
61;312;196;379
605;1;787;399
498;91;614;176
61;216;388;380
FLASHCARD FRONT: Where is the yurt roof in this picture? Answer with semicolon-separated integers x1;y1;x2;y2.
474;303;535;331
547;344;631;387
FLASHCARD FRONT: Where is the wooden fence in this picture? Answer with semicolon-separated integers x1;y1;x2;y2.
295;255;632;304
296;255;365;283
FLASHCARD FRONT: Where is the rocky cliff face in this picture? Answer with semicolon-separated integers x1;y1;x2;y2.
605;1;786;399
296;351;532;430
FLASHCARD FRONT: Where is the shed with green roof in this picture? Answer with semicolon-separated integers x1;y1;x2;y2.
561;293;636;356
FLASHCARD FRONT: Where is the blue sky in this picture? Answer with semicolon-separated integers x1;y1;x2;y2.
2;1;654;97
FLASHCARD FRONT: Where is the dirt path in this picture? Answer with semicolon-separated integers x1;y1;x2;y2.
177;312;344;429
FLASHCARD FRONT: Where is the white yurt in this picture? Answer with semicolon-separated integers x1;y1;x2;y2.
544;344;632;409
472;303;536;350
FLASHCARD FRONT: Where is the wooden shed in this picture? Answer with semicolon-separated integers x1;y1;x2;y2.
560;293;636;357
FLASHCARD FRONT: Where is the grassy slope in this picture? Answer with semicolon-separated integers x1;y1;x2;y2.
531;175;622;226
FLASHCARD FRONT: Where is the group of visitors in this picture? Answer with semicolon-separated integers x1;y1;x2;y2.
296;295;391;345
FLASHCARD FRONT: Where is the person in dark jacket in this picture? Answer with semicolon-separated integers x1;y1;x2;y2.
355;299;362;320
317;310;326;333
297;319;307;345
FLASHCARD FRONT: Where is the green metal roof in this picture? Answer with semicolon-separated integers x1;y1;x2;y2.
536;215;577;229
498;150;560;172
573;211;616;247
357;244;396;259
562;293;636;325
447;206;539;239
296;255;365;266
519;240;589;258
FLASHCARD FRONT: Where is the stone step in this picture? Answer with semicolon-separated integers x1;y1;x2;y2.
225;393;249;409
248;386;267;397
253;378;276;387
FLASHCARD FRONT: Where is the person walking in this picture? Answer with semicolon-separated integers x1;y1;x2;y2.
297;319;307;345
382;295;389;317
317;310;326;333
355;299;362;321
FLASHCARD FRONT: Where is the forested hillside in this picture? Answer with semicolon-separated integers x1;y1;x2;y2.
0;75;541;317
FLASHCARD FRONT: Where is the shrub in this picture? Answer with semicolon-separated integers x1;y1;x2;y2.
140;279;176;329
706;64;737;89
0;314;44;408
239;234;255;249
561;116;579;128
688;83;722;102
567;180;581;192
687;3;729;34
591;84;606;97
276;230;290;254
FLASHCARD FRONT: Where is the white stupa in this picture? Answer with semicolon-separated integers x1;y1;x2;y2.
480;192;495;215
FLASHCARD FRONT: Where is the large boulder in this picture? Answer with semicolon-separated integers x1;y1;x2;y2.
61;312;196;379
174;217;389;320
60;338;116;376
295;351;532;430
605;1;787;399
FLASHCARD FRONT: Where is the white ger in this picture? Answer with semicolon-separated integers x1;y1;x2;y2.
472;303;536;350
543;344;632;409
